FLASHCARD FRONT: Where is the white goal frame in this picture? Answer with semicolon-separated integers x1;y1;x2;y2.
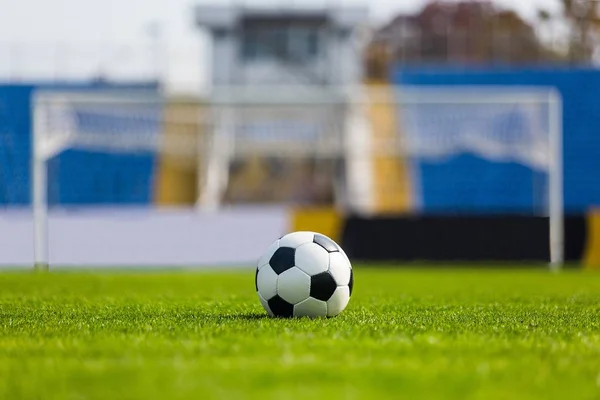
31;86;563;270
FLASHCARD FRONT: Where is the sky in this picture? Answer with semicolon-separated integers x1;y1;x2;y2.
0;0;560;94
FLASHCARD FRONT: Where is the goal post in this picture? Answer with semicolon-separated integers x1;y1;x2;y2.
31;86;563;269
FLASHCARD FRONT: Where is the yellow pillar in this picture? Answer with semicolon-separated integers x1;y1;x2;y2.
366;82;414;215
291;208;342;243
154;99;203;206
584;208;600;270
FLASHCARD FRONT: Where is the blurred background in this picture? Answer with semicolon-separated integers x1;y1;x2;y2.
1;0;600;269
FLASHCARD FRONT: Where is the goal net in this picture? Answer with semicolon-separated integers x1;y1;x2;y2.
31;86;562;268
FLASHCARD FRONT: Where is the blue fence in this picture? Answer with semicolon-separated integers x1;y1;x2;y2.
2;70;600;213
0;82;158;206
394;67;600;213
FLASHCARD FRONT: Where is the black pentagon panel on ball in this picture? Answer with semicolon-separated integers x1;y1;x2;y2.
313;234;340;253
267;295;294;318
269;247;295;275
255;268;258;292
349;269;354;296
310;271;337;301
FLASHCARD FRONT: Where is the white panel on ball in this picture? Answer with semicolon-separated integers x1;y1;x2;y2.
328;252;352;286
277;267;311;304
326;286;350;317
294;297;327;318
257;239;279;270
294;243;329;276
256;265;278;299
278;231;314;248
258;292;274;317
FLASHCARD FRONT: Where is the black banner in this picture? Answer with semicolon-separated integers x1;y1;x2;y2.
340;215;586;263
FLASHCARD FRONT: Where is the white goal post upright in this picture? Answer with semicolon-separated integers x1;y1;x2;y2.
32;100;49;271
31;86;563;269
548;90;564;270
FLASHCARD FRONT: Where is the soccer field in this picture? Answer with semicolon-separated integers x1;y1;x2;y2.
1;267;599;400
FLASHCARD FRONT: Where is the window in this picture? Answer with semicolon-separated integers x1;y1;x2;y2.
241;24;320;61
289;27;319;60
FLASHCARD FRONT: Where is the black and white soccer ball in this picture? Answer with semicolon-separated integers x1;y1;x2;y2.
255;231;353;318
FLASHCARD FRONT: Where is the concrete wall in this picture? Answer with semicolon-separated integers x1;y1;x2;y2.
0;207;288;267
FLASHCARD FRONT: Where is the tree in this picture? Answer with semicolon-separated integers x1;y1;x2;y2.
560;0;600;63
364;0;559;80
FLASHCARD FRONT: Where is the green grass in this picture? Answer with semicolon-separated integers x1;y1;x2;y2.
1;267;600;400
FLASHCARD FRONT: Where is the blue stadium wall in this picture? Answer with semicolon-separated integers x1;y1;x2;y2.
393;67;600;214
0;82;159;206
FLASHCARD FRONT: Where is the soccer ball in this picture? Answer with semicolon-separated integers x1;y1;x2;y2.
255;231;353;318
